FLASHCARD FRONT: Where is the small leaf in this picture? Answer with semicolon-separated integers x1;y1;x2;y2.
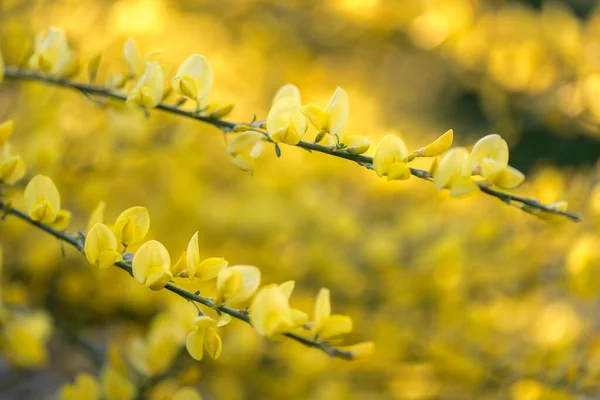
275;143;282;157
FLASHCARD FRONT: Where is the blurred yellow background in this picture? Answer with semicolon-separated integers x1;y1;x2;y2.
2;0;600;399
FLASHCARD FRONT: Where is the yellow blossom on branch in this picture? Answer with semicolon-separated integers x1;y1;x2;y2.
185;316;222;361
132;240;173;290
24;175;61;223
172;54;213;108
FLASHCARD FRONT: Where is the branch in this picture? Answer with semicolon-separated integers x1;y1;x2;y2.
0;199;355;360
1;67;581;222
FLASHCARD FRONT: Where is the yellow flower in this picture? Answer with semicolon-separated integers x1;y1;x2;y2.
342;135;371;155
172;54;213;107
413;129;454;158
373;134;411;180
28;27;78;77
101;364;136;400
433;147;478;196
469;134;525;189
302;87;349;142
124;38;146;78
4;311;53;367
250;281;307;338
185;231;228;280
127;62;164;109
226;131;266;172
60;373;99;400
113;206;150;247
312;288;353;339
85;223;123;269
266;84;308;145
216;265;261;307
24;175;61;223
185;316;222;361
173;387;203;400
132;240;173;290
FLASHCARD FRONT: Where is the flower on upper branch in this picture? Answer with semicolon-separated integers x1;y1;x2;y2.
24;175;61;223
185;316;222;361
373;134;411;180
0;120;26;185
226;131;267;172
28;27;79;78
215;265;261;307
266;84;308;145
172;54;213;108
250;281;308;339
132;240;173;290
85;223;123;269
126;61;164;109
469;134;525;189
302;87;349;144
184;231;228;280
432;147;479;196
311;288;353;340
113;206;150;247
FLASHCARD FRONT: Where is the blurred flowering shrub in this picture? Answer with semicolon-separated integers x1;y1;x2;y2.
0;1;599;399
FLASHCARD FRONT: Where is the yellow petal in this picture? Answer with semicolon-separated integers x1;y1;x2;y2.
24;175;61;223
449;176;479;197
124;38;145;77
343;135;371;155
172;54;213;104
273;83;301;105
387;162;411;181
0;120;15;146
495;165;526;189
480;157;506;181
203;327;222;360
85;223;120;268
373;135;409;177
127;62;164;109
170;251;187;277
433;147;471;190
312;288;331;334
226;131;265;155
324;87;349;137
49;209;71;230
301;104;329;132
267;97;307;145
185;330;206;361
132;240;172;288
197;257;229;281
278;280;296;300
420;129;453;157
469;134;509;172
114;206;150;246
319;314;353;339
250;284;294;338
216;265;261;307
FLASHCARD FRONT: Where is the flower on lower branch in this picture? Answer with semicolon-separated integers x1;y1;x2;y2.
85;223;123;269
185;316;222;361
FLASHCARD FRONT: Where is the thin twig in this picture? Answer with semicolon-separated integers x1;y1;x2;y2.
1;67;580;222
0;199;355;360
